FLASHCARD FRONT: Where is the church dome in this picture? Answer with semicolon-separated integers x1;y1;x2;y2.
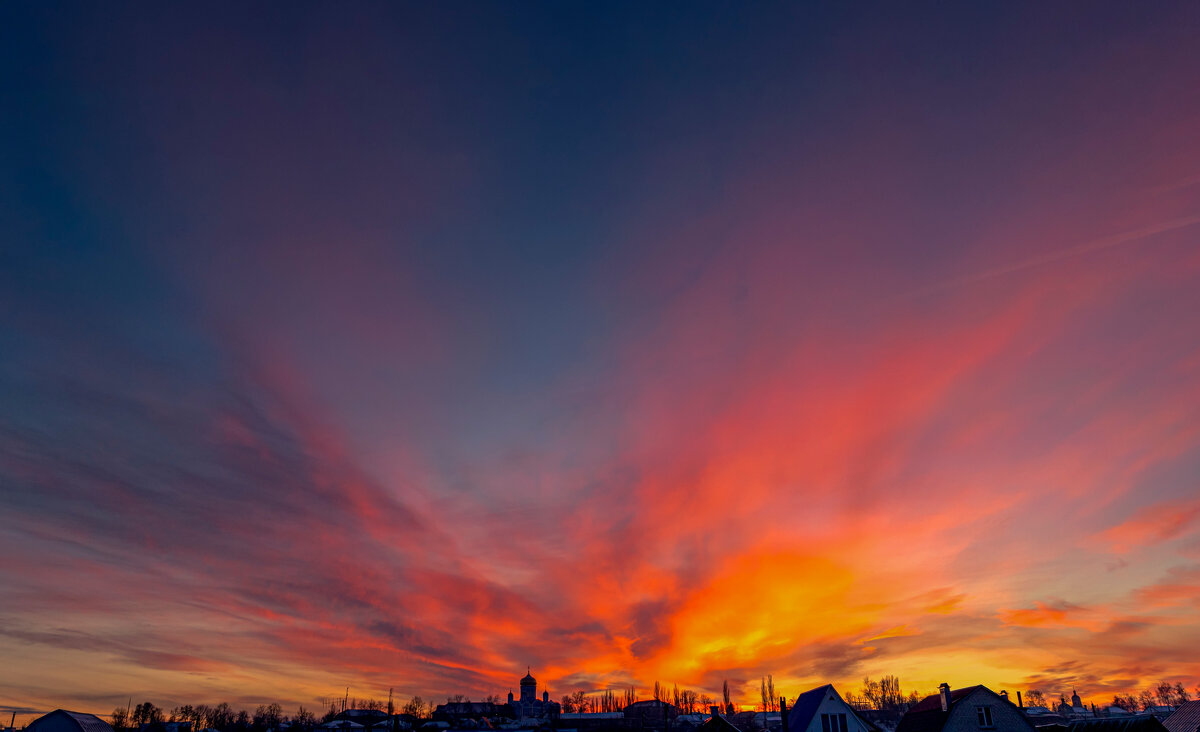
521;670;536;685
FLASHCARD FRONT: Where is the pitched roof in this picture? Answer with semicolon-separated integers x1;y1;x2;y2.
626;701;677;711
786;685;878;732
896;687;989;732
700;716;742;732
28;711;115;732
788;685;836;732
1165;702;1200;732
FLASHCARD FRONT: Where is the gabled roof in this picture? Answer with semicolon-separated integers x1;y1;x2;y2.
1165;702;1200;732
788;685;876;732
908;688;984;715
27;710;114;732
28;711;115;732
897;687;1004;732
625;700;677;711
789;685;836;732
699;716;741;732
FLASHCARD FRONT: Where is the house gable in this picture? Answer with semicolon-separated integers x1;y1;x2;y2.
789;686;875;732
944;688;1035;732
900;687;1033;732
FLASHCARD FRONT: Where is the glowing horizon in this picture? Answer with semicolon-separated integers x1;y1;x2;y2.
2;1;1200;725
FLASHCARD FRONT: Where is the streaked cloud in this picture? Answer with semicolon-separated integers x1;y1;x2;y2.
2;0;1200;722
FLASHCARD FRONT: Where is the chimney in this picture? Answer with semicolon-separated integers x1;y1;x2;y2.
710;707;721;718
1001;692;1009;702
781;698;789;732
939;684;951;713
1017;692;1023;709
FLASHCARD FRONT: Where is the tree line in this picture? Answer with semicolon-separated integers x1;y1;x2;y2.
560;676;790;716
1109;682;1192;712
109;694;445;732
111;703;316;732
559;682;717;715
1000;680;1195;714
843;677;1197;714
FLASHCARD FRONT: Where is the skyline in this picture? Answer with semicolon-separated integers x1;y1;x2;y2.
3;0;1200;722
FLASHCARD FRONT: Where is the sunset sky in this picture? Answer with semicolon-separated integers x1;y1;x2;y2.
3;1;1200;723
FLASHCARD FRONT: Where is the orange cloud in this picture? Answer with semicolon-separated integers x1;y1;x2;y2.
1099;499;1200;553
998;601;1106;631
1133;566;1200;609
